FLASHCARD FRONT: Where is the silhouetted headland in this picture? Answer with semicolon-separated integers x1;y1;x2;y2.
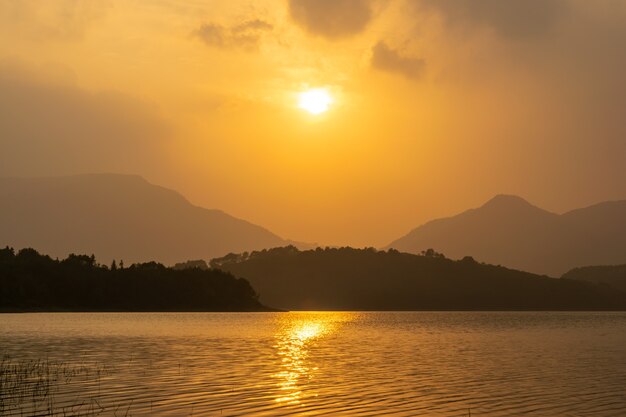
0;247;271;312
212;246;626;311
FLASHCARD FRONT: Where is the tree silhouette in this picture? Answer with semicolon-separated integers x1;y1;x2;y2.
0;248;266;312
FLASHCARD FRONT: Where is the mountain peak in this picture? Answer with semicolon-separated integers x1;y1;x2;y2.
388;193;626;276
481;194;535;210
0;174;288;265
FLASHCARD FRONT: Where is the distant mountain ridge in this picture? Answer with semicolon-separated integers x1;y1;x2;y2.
0;174;296;265
563;265;626;292
387;195;626;276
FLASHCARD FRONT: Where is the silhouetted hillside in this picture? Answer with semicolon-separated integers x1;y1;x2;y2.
173;260;210;270
211;246;626;311
0;174;297;265
563;265;626;292
387;195;626;276
0;247;267;312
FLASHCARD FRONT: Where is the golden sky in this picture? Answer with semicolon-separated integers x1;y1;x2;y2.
1;0;626;247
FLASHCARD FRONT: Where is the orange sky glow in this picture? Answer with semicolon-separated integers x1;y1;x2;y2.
1;0;626;247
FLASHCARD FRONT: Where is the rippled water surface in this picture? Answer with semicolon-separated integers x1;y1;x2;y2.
1;312;626;416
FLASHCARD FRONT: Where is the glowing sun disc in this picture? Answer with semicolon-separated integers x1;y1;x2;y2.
298;88;332;115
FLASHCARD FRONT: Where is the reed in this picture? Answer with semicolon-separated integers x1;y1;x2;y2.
0;355;110;417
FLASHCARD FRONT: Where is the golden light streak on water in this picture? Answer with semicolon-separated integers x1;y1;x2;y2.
272;313;343;405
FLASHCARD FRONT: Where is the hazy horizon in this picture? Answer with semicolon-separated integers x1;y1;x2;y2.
2;0;626;247
4;173;626;272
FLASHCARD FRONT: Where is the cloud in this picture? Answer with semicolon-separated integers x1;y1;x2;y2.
371;42;425;80
288;0;372;39
0;0;109;41
417;0;566;39
0;62;170;177
193;19;273;51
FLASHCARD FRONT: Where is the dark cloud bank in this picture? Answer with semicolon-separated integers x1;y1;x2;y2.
288;0;373;39
417;0;567;39
371;41;425;80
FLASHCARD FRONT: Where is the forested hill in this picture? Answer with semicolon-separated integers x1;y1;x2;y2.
211;246;626;311
0;247;268;312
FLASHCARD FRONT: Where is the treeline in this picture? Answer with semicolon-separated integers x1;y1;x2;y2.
0;247;267;312
212;246;626;311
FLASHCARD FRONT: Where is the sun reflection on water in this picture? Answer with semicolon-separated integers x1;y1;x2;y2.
272;312;353;406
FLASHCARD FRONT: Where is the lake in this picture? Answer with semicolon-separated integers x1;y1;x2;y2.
1;312;625;416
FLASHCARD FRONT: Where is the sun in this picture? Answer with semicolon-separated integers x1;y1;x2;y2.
298;88;332;115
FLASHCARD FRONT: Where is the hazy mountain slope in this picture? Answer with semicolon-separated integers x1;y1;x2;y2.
211;246;626;311
0;174;288;265
560;201;626;266
563;265;626;293
387;195;626;276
